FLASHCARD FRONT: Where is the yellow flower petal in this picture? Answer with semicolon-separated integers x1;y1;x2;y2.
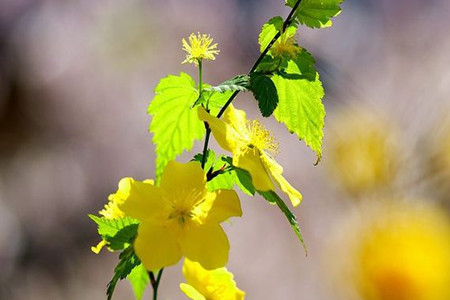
181;224;230;270
261;154;302;207
91;239;108;254
198;107;236;152
180;283;207;300
234;147;275;191
160;161;207;196
119;178;168;221
222;104;248;135
236;289;246;300
181;259;246;300
204;190;243;224
134;221;183;271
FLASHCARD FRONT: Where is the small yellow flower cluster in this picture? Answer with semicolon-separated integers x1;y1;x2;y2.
182;32;219;65
271;32;301;59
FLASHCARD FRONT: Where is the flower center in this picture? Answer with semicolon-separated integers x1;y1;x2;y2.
246;120;279;155
168;189;206;226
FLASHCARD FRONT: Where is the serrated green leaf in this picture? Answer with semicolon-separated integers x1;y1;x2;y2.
89;215;139;238
107;224;139;251
127;264;150;300
196;88;233;117
271;54;325;161
205;75;250;93
258;16;298;53
278;48;317;82
89;215;139;251
250;73;279;117
255;55;281;73
148;73;205;181
107;247;141;300
259;17;283;52
286;0;344;29
192;149;216;172
258;190;306;253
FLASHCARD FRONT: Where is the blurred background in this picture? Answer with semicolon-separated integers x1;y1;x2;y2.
1;0;450;299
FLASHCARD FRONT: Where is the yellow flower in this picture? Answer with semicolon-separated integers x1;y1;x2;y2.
182;33;219;65
198;105;302;207
326;107;399;197
271;32;301;59
119;161;242;271
327;200;450;300
180;259;245;300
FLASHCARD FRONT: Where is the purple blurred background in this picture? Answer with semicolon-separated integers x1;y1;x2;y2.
1;0;450;299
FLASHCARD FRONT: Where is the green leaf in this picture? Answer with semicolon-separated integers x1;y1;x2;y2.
255;55;281;73
278;48;317;82
205;75;250;93
89;215;139;238
271;52;325;161
258;190;307;253
250;73;279;117
148;73;205;181
258;16;298;53
286;0;344;29
207;157;255;196
107;247;141;300
127;264;150;300
89;215;139;251
192;149;216;172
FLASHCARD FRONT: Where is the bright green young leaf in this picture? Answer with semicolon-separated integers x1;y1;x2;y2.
148;73;205;181
107;247;141;300
192;149;216;172
205;75;250;93
89;215;139;239
250;73;279;117
127;264;150;300
89;215;139;251
207;157;255;196
258;16;298;53
259;17;283;53
271;51;325;161
258;190;307;253
280;48;317;81
286;0;344;29
196;88;233;116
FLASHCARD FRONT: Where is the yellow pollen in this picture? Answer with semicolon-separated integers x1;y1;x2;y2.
168;189;205;225
247;120;279;155
182;32;220;65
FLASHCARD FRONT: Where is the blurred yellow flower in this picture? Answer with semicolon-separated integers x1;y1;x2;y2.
180;259;245;300
326;107;399;197
182;33;219;65
119;161;242;271
327;200;450;300
198;105;302;207
271;33;301;59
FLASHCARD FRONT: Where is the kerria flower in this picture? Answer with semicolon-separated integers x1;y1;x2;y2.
271;31;301;59
326;200;450;300
182;32;219;65
198;105;302;207
180;259;245;300
119;161;242;271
